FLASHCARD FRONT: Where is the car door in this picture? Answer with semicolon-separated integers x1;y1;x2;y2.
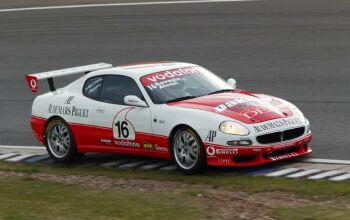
89;75;153;153
71;76;104;148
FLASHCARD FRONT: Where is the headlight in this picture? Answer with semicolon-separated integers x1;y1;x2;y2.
219;121;250;136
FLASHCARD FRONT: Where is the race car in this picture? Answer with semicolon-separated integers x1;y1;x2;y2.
26;61;312;174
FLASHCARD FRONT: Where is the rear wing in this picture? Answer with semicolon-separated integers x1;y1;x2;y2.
25;63;113;93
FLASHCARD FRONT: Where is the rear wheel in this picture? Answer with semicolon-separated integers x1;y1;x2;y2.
171;127;206;174
45;118;84;163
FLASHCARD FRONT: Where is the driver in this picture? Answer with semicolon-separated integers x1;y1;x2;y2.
167;78;191;98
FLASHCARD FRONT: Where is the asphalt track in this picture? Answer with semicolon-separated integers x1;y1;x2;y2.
0;0;349;159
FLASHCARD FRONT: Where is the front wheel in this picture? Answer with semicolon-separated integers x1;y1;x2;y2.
45;118;84;163
171;127;206;174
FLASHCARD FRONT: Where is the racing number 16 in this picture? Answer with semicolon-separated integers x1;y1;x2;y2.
115;121;129;138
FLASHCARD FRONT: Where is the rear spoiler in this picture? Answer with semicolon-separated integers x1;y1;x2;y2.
25;63;113;93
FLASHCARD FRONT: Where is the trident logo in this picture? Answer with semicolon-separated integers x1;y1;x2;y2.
280;131;285;142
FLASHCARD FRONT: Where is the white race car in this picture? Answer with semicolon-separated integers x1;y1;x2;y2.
26;61;312;174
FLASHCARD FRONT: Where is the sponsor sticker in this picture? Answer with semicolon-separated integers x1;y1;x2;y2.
84;77;103;95
240;107;271;118
253;118;303;133
64;96;74;105
114;140;140;148
217;158;232;164
143;143;168;152
100;139;112;145
214;98;276;119
25;75;38;92
141;67;201;90
143;143;154;150
214;98;249;112
205;131;217;142
206;146;238;156
155;144;168;152
47;104;89;118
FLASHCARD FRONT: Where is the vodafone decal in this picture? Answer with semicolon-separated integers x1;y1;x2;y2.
141;67;200;87
25;75;38;93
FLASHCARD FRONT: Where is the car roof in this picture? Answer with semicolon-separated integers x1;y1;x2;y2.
87;61;197;79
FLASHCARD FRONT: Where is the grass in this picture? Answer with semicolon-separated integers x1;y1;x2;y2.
0;162;350;219
0;176;205;220
0;162;349;201
273;205;350;220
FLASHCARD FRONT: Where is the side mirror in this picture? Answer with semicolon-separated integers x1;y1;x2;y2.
227;78;237;89
124;95;148;107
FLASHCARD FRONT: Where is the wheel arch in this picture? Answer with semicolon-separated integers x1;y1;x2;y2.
168;124;204;153
168;124;189;147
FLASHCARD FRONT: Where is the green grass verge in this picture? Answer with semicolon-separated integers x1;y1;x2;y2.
0;175;206;220
274;205;350;220
1;162;350;219
0;162;349;201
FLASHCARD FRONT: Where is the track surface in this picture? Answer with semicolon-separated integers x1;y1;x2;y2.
0;0;349;159
0;0;193;10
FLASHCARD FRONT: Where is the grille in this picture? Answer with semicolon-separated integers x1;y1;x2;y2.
256;127;305;144
232;155;256;163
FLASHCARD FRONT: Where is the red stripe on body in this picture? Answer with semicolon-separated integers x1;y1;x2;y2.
30;115;171;159
168;92;294;124
30;116;47;144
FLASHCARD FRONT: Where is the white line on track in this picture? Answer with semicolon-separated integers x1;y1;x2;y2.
1;145;350;166
5;154;35;162
307;170;346;180
0;0;255;13
295;158;350;165
0;153;19;160
265;168;302;177
286;169;321;178
0;145;44;150
329;173;350;181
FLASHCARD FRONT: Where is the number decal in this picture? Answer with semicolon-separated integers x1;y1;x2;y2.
115;121;130;138
112;108;136;141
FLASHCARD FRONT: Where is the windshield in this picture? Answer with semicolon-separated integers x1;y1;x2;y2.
140;66;233;104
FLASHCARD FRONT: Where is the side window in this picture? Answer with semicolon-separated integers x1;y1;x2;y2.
83;76;104;100
100;75;144;105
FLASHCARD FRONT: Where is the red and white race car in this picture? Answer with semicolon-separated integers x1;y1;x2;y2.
26;62;312;174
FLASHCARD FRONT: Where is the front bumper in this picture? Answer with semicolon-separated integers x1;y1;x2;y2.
205;133;312;167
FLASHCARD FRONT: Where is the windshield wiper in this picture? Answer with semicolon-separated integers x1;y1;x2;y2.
166;96;197;103
207;89;235;95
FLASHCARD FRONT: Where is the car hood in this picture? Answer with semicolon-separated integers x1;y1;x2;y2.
167;91;294;124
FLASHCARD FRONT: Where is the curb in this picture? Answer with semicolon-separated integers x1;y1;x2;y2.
2;145;350;165
0;145;45;150
294;158;350;165
0;145;350;181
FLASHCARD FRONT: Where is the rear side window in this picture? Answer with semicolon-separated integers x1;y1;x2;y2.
83;76;104;100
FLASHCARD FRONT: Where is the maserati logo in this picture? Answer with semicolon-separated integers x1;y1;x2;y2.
280;131;285;141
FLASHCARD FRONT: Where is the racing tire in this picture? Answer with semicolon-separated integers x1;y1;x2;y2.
45;118;84;163
171;127;207;174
